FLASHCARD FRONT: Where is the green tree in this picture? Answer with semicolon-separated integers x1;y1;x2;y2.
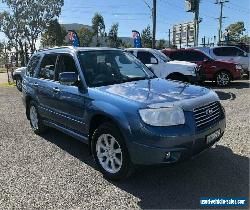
0;2;26;66
41;19;67;47
92;13;105;47
1;0;64;54
240;35;250;44
108;23;122;48
156;39;166;49
120;41;133;48
226;22;246;42
77;27;93;47
141;25;152;48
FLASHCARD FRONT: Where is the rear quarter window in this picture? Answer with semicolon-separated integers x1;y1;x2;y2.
26;55;41;77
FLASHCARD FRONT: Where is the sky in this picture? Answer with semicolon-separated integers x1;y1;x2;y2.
0;0;249;44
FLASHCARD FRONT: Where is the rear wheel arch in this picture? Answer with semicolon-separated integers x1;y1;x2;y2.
14;74;22;81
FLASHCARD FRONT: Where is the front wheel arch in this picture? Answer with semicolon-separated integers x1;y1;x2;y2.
166;73;188;82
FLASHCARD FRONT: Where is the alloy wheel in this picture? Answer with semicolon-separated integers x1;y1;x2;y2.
16;79;22;91
30;106;39;130
217;72;230;86
96;134;123;174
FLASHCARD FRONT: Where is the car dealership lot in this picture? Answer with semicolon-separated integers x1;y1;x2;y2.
0;80;249;209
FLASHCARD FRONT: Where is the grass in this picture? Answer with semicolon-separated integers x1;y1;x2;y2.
0;82;15;87
0;68;7;73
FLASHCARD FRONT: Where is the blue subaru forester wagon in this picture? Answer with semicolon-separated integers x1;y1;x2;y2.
22;47;226;180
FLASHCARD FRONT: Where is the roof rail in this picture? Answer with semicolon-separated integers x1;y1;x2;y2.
37;46;75;52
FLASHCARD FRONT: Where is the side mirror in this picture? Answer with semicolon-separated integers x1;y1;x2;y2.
59;72;78;86
244;52;248;57
150;57;158;64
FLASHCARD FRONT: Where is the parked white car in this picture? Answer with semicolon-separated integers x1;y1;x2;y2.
12;67;26;91
126;48;202;83
194;46;250;75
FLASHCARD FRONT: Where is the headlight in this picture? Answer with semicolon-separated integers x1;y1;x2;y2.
236;64;243;70
139;107;185;126
187;67;196;75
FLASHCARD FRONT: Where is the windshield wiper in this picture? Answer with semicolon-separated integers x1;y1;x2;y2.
124;76;149;82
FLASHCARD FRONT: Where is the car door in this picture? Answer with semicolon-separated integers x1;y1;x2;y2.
53;54;86;134
137;51;163;77
188;51;215;79
35;53;62;123
213;47;249;70
231;47;249;70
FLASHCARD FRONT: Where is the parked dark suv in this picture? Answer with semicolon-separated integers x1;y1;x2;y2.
22;47;226;180
162;48;243;86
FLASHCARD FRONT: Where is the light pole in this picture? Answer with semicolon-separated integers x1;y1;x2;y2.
215;0;229;45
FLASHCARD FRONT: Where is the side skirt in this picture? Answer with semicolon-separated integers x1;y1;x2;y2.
43;120;89;144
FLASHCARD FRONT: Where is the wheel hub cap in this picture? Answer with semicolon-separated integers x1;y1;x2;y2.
96;134;123;174
217;73;229;86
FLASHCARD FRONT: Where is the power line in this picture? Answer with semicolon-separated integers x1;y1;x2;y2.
224;5;249;15
228;2;249;13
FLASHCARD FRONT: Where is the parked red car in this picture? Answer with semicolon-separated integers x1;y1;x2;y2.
162;48;243;86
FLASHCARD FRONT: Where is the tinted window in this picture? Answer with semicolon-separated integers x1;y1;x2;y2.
127;51;134;54
185;51;206;61
38;54;58;80
137;51;157;64
26;55;40;77
170;51;186;61
56;54;80;86
213;47;244;56
56;54;78;78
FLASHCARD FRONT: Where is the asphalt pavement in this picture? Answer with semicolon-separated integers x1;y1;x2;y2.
0;80;249;209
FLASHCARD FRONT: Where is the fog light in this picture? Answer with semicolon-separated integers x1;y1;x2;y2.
165;152;171;160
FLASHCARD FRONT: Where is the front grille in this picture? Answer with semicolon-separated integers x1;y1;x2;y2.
194;101;223;130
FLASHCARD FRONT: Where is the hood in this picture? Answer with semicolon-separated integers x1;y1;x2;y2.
168;60;197;67
94;79;217;109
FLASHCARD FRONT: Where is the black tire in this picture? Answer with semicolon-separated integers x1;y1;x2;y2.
16;77;22;91
216;71;231;87
91;122;134;180
29;101;47;134
167;74;187;82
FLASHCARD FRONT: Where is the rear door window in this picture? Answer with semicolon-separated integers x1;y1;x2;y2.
38;54;58;80
137;51;156;64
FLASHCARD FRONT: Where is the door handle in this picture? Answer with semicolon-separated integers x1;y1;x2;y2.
33;83;38;87
52;87;60;93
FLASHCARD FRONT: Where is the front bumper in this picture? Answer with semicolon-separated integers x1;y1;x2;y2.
128;117;226;165
187;67;206;83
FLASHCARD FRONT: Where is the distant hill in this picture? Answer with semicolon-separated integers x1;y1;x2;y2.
62;23;92;32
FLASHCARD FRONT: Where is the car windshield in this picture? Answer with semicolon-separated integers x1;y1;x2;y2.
78;50;154;87
154;50;171;62
202;50;214;60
